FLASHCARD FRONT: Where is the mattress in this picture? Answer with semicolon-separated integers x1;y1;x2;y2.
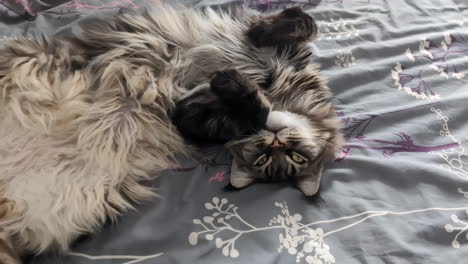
1;0;467;263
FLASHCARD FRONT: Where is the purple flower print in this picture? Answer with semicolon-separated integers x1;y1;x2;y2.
11;0;166;19
62;0;139;10
334;102;459;161
343;133;459;158
209;171;227;183
392;64;437;100
392;33;468;100
339;102;436;139
411;34;468;74
168;151;230;183
335;148;350;162
341;114;380;140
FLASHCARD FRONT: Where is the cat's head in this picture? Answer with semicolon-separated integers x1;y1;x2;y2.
226;110;342;196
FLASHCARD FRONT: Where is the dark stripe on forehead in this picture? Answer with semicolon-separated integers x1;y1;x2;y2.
286;164;291;175
290;164;297;177
264;165;273;182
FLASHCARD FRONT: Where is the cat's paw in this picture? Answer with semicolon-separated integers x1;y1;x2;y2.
247;7;317;48
210;69;257;100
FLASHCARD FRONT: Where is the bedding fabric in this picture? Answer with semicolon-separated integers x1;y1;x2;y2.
1;0;468;263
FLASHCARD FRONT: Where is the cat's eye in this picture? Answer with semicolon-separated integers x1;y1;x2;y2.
253;154;269;167
290;152;307;164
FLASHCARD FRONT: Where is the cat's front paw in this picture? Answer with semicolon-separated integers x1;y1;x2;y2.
210;69;258;100
247;7;317;48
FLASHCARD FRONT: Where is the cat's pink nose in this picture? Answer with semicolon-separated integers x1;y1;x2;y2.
271;139;283;148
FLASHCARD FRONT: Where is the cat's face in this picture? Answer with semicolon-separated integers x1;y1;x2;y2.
227;110;339;196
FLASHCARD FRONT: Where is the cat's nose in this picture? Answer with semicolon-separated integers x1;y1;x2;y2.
271;138;284;148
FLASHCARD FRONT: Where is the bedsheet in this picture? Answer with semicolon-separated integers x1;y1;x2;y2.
1;0;468;263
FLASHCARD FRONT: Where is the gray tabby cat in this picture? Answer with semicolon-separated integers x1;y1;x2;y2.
0;5;342;263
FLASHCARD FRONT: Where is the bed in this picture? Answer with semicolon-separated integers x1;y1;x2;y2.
1;0;467;263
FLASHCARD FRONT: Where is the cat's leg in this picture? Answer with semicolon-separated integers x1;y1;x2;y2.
247;7;318;48
210;69;271;137
173;69;271;143
210;69;271;117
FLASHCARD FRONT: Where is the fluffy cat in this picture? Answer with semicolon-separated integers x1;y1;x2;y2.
0;5;341;263
174;9;342;195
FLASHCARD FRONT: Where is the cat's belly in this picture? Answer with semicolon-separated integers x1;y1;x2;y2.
0;113;123;251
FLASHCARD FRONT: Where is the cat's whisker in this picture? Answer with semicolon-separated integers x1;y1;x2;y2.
248;125;259;134
205;145;224;155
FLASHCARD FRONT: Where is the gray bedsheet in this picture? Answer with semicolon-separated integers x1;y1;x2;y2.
1;0;468;263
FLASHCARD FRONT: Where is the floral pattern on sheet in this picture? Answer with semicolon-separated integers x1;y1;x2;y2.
335;104;459;161
188;197;468;263
392;33;468;100
68;251;164;264
188;197;335;263
334;50;355;67
429;108;468;180
445;210;468;249
317;18;361;40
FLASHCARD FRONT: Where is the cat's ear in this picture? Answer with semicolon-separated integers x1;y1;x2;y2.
229;159;254;189
297;164;324;196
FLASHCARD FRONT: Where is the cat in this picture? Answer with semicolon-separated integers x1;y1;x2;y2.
174;8;342;195
0;5;341;263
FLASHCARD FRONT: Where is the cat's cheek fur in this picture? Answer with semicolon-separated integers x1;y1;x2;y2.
229;160;254;188
297;165;323;196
